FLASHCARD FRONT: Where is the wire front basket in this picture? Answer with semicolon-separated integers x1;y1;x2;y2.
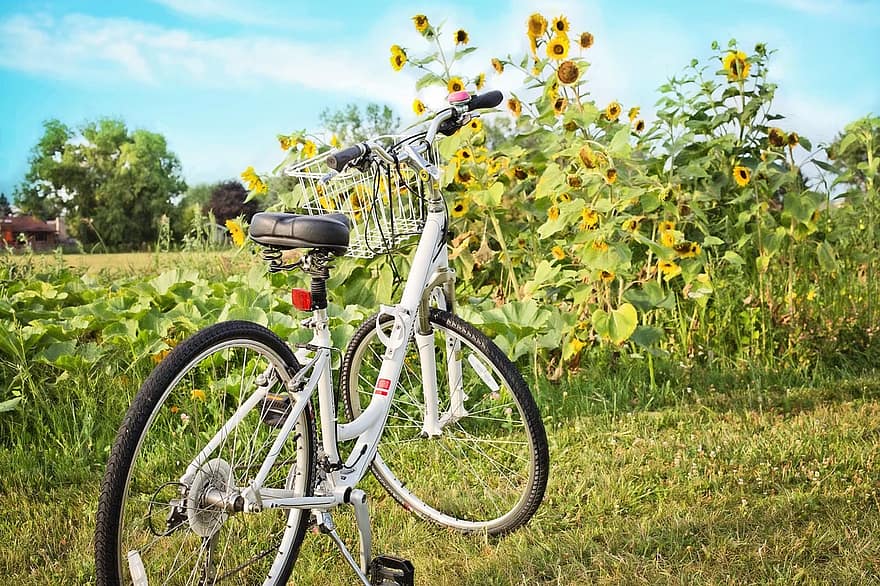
281;141;433;258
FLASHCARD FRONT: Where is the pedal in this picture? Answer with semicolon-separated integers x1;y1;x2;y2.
370;556;414;586
259;393;290;427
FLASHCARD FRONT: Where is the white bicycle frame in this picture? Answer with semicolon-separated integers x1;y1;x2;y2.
176;104;475;580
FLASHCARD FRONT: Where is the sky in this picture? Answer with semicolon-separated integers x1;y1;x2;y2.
1;0;878;201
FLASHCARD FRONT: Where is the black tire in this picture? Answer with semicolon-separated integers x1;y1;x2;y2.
95;321;316;585
341;309;549;535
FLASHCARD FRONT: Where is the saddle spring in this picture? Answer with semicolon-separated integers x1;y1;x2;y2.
260;246;301;273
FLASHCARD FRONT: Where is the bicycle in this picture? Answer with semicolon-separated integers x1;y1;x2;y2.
94;89;550;585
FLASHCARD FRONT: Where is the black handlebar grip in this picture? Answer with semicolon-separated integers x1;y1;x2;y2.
325;143;368;171
468;90;503;111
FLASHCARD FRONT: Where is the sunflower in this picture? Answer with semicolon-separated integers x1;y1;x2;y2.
456;147;473;161
567;174;582;188
551;245;566;260
475;73;485;90
592;239;608;252
787;131;800;147
507;97;522;117
548;204;560;221
412;14;429;33
487;157;506;175
622;217;642;232
579;145;597;169
553;96;567;116
674;241;701;258
448;77;464;93
350;185;371;211
628;106;640;122
513;167;528;180
492;58;504;74
568;337;586;355
660;230;676;247
600;270;615;283
551;15;570;35
330;134;340;148
634;119;646;133
578;32;594;49
658;220;675;232
722;50;750;81
190;388;206;402
225;219;246;247
733;165;751;187
241;166;268;194
558;192;571;203
527;13;547;38
451;199;469;217
604;101;622;122
604;168;618;185
390;47;407;72
658;260;681;280
580;208;599;230
768;127;786;147
557;60;580;85
455;167;473;184
469;118;482;132
413;98;426;116
546;35;569;60
454;29;469;45
301;141;317;159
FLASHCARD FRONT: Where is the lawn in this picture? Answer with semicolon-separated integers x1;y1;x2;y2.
1;371;878;584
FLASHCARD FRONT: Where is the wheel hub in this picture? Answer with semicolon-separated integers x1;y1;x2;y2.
187;458;233;538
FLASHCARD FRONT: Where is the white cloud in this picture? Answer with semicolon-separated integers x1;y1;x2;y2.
0;13;414;110
149;0;337;30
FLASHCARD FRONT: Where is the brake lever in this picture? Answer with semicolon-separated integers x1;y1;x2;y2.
401;144;441;181
318;170;338;184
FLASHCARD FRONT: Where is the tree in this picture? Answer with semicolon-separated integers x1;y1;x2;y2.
205;180;259;224
14;118;187;248
0;193;11;216
319;103;399;145
827;115;879;196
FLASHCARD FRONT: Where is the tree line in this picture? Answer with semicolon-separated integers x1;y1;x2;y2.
11;105;398;251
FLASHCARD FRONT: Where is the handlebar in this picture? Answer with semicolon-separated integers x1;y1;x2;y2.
325;143;369;172
468;90;503;111
322;90;503;173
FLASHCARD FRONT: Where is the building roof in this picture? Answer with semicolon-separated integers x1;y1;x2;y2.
1;215;57;233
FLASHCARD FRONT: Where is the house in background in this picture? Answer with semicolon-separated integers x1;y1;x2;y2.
1;215;65;251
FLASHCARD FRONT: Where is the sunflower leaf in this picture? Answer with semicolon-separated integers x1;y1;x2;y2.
453;47;478;60
415;72;442;90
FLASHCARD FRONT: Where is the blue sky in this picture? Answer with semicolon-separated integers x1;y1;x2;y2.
1;0;878;201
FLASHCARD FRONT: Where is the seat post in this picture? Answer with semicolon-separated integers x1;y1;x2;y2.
302;250;333;310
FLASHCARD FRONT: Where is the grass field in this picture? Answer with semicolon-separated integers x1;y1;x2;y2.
3;249;258;275
1;370;878;584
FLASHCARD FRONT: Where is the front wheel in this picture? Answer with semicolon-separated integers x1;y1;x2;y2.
341;309;549;535
95;321;316;585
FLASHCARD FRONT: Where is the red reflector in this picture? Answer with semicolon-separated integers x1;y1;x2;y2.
377;378;391;390
291;288;312;311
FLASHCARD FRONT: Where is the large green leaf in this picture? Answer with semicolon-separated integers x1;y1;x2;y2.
592;303;638;344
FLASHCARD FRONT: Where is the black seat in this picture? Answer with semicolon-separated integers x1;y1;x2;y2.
249;212;350;255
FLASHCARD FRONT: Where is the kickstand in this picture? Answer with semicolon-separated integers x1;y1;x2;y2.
315;488;373;585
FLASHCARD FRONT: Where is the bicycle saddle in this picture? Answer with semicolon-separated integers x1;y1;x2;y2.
249;212;350;254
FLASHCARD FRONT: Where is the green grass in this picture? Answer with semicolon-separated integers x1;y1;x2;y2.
2;370;879;584
2;249;257;275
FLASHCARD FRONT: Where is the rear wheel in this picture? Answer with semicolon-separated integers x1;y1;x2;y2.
341;309;549;535
95;321;316;585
